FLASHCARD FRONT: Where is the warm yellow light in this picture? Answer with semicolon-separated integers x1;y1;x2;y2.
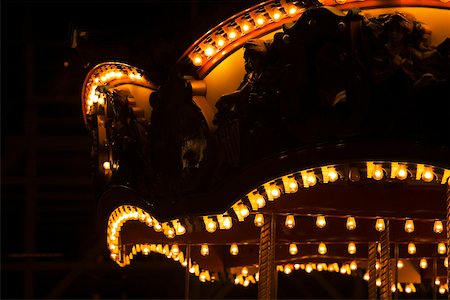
230;243;239;255
318;242;327;255
239;204;250;218
434;220;443;233
200;244;209;256
350;261;357;271
373;165;384;180
166;228;175;238
254;213;264;227
397;260;404;269
284;264;293;274
422;167;434;182
404;219;415;233
285;215;295;229
376;278;381;287
305;264;313;273
189;265;195;274
445;257;448;268
294;264;301;270
316;263;323;271
286;179;298;193
289;243;298;255
243;279;249;287
405;284;412;293
286;4;298;16
363;271;370;281
328;169;338;182
335;0;347;4
307;173;317;186
408;242;416;255
223;215;232;229
270;8;282;21
206;219;217;233
255;194;266;208
199;272;206;282
340;266;347;274
397;165;408;180
204;45;215;57
316;215;326;228
348;242;356;255
391;284;396;293
176;224;186;235
419;258;428;269
192;53;203;66
435;278;441;285
242;266;249;276
216;37;226;48
439;285;446;294
103;161;111;170
376;260;381;270
269;185;281;199
437;242;446;254
154;221;163;232
255;14;266;26
375;218;385;232
346;217;356;230
240;20;252;33
227;28;238;40
255;272;259;281
171;244;180;255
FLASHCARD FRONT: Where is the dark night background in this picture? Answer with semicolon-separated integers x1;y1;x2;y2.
1;1;441;299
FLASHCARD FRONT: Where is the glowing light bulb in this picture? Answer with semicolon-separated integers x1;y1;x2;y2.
230;243;239;255
103;161;111;170
375;218;385;232
316;215;326;228
223;216;232;229
269;185;281;199
270;8;282;21
391;284;396;292
286;4;298;16
255;194;266;208
307;173;317;186
445;257;448;268
397;260;404;269
189;265;195;273
286;179;298;193
340;266;347;274
171;244;180;255
289;243;298;255
350;261;357;271
227;28;238;40
363;271;370;281
435;278;441;285
434;220;443;233
376;260;380;270
176;224;186;235
242;267;249;276
285;215;295;229
437;242;446;254
239;204;250;218
254;214;264;227
216;37;226;48
305;264;313;273
240;20;252;33
166;228;175;238
439;285;446;294
154;221;163;232
243;279;249;287
199;272;206;282
408;242;416;255
348;242;356;254
255;14;266;26
346;217;356;230
419;258;428;269
404;219;414;233
206;220;217;233
204;45;215;57
200;244;209;256
405;284;412;293
318;242;327;255
328;169;338;182
284;264;293;274
255;272;259;281
376;278;381;287
192;53;203;66
373;165;384;180
397;165;408;180
422;167;434;182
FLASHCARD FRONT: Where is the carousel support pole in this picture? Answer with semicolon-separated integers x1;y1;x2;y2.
185;244;191;300
433;258;437;299
258;213;277;300
368;242;377;299
380;220;392;300
394;243;398;300
447;183;450;300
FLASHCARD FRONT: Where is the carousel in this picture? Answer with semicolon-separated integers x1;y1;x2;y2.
80;0;450;298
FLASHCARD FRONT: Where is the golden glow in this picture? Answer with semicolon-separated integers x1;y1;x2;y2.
434;220;444;233
375;218;385;232
166;228;175;238
192;53;203;66
408;242;416;255
254;213;264;227
103;161;111;170
289;243;298;255
307;172;317;186
241;267;249;276
328;168;338;182
230;243;239;255
204;45;215;57
422;167;434;182
437;242;446;254
348;242;356;255
363;271;370;281
373;164;384;180
439;286;446;294
405;284;412;294
201;244;209;256
318;242;327;255
316;215;326;228
255;194;266;208
239;203;250;218
227;27;238;40
285;178;299;193
404;219;415;233
419;258;428;269
171;244;180;256
240;20;252;33
255;14;266;26
270;8;282;21
445;257;448;268
376;278;381;287
391;284;396;293
206;219;217;233
286;4;298;17
284;264;293;274
397;260;404;269
305;264;313;273
154;221;163;232
216;37;226;48
269;184;281;199
435;278;441;285
176;224;186;235
350;261;357;271
285;215;295;229
223;215;233;229
397;165;408;180
335;0;347;4
346;217;356;230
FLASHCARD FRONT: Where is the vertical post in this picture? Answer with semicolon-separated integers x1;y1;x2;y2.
446;184;450;300
380;220;391;300
185;245;191;300
394;244;398;300
368;242;377;299
258;214;277;300
433;258;437;300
